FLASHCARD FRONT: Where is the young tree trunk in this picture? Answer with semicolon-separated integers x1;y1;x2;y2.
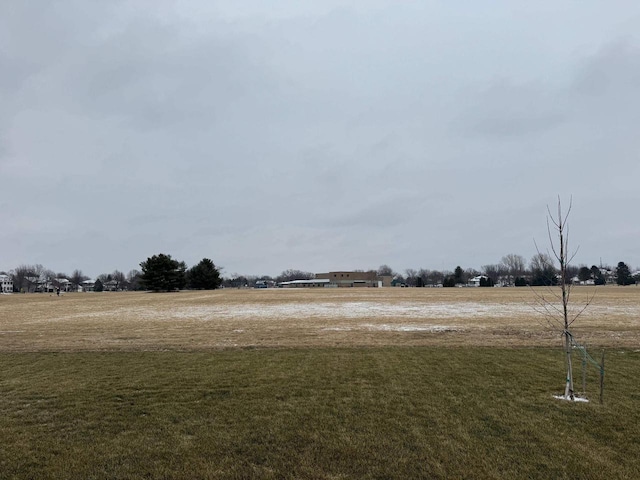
556;198;574;399
599;351;605;405
564;331;574;399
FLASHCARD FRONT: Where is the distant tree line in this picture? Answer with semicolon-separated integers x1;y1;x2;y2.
2;253;638;293
375;255;638;288
213;257;639;289
1;255;222;293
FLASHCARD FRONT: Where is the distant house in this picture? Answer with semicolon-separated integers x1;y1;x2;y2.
600;268;616;285
81;279;95;292
103;280;119;291
54;278;73;292
468;275;487;287
38;281;55;293
0;274;13;293
24;276;40;293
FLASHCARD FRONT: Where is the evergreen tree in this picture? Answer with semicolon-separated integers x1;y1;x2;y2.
187;258;222;290
616;261;633;286
479;276;494;287
94;278;104;292
577;266;592;282
514;277;527;286
591;265;605;285
454;266;465;285
443;275;456;287
139;254;186;292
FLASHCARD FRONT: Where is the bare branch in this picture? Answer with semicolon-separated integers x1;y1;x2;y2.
568;288;597;326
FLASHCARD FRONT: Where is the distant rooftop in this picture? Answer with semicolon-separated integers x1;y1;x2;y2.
278;279;330;286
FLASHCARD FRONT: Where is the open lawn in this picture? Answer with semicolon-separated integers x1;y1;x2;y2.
1;287;640;479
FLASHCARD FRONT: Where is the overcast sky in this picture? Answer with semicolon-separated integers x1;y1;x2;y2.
2;1;639;278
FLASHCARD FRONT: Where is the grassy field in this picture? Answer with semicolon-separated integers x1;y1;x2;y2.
1;286;639;351
1;288;640;478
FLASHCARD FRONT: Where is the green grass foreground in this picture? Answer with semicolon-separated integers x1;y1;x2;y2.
1;348;639;479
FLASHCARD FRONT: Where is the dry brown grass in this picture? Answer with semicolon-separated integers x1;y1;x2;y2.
1;286;639;352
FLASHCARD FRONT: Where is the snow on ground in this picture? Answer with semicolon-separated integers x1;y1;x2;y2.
160;302;535;321
48;301;640;330
154;301;638;320
323;324;460;332
361;324;460;332
553;395;590;403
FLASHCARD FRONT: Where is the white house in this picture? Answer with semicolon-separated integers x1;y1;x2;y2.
55;278;72;292
0;274;13;293
103;280;120;291
468;275;488;287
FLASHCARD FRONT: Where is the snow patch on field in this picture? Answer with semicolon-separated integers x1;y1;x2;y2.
361;324;460;332
323;324;460;332
155;302;536;321
52;301;640;324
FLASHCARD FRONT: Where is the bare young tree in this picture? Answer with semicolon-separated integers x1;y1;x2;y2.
531;197;596;401
550;200;576;400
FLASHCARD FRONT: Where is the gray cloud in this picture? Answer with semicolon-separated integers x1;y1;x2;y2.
455;80;568;137
2;2;640;277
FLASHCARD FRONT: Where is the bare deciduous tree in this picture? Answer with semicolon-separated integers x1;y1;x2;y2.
70;269;87;291
127;269;142;290
482;264;505;285
376;265;395;277
529;252;557;286
531;198;596;401
276;270;315;283
11;265;36;292
501;254;526;286
112;270;126;290
404;269;419;286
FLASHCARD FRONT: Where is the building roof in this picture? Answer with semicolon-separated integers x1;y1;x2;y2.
278;279;330;286
470;275;488;281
